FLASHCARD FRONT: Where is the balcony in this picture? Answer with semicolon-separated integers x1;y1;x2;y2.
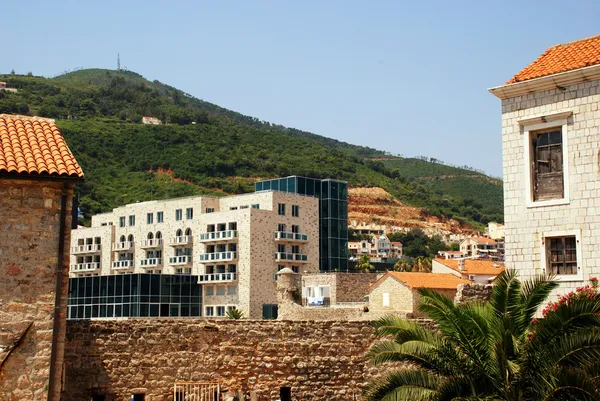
169;236;193;246
198;230;237;242
112;241;134;251
198;272;237;283
275;252;308;263
198;251;238;262
274;232;308;242
168;255;192;265
140;239;163;249
112;260;134;269
70;262;100;272
140;257;162;267
71;244;101;254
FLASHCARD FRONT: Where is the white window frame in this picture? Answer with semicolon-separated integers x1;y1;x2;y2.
539;229;583;282
382;292;390;307
519;111;572;208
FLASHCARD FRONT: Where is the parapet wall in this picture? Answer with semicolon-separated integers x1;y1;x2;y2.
63;319;380;401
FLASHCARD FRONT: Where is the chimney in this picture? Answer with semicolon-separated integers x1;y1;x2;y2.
458;259;465;271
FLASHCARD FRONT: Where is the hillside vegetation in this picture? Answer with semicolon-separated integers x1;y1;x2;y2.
0;69;503;228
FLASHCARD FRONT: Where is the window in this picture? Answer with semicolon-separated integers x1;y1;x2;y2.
205;306;214;317
291;266;299;273
216;286;226;296
229;206;238;210
383;293;390;307
119;216;125;228
291;245;300;254
546;235;578;276
228;286;237;295
175;209;183;221
216;306;225;316
278;244;286;253
240;205;249;209
520;111;571;207
532;130;564;201
292;225;299;233
129;215;135;227
292;205;299;217
251;204;260;209
186;207;193;219
147;213;153;224
278;223;286;232
278;203;286;216
205;208;214;213
206;286;214;296
157;211;164;223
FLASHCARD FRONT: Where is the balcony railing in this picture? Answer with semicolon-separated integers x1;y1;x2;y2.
198;230;237;242
198;251;237;262
140;257;162;267
169;236;193;246
141;239;163;248
112;241;134;251
70;262;100;272
71;244;101;254
112;260;134;269
274;232;308;242
275;252;308;263
168;255;192;265
198;272;237;283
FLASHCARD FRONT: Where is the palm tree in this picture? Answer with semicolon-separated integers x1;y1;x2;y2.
363;270;600;401
394;259;412;272
357;254;375;273
225;307;244;320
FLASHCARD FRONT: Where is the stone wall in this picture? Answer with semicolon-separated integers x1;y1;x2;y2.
63;319;379;401
0;178;73;401
454;284;493;304
335;273;378;303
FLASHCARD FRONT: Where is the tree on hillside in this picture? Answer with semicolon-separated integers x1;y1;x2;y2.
363;272;600;401
356;254;374;273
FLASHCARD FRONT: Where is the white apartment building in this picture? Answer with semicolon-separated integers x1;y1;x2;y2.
69;190;319;318
490;35;600;298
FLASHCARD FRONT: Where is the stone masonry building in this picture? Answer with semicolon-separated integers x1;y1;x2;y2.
69;190;320;319
489;35;600;299
0;114;83;401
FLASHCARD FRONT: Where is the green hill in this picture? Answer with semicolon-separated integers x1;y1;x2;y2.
0;69;503;227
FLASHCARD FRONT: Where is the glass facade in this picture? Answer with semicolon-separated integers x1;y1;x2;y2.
67;274;202;320
255;176;348;271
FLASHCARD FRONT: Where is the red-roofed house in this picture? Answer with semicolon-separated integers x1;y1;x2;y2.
0;114;83;400
460;236;499;258
367;271;471;317
432;258;505;285
489;35;600;300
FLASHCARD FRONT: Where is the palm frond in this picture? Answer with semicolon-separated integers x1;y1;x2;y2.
361;369;442;401
519;273;558;327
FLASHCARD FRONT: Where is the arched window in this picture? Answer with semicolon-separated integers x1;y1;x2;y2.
156;231;162;239
185;228;192;236
176;229;183;237
147;232;154;240
128;234;134;242
120;235;126;242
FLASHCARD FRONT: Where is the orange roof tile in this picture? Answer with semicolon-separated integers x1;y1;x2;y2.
466;237;497;245
369;271;471;292
434;258;505;276
0;114;83;178
506;35;600;85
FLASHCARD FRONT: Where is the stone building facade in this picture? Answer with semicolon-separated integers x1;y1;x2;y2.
0;114;83;401
489;35;600;299
70;190;320;319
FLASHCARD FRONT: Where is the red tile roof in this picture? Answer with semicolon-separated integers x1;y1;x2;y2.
368;271;471;292
506;35;600;84
0;114;83;178
434;258;505;276
466;237;497;245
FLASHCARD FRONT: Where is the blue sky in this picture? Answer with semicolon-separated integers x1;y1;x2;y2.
1;0;598;177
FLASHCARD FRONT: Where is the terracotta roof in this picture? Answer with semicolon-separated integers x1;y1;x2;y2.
0;114;83;178
506;35;600;84
466;236;497;245
368;272;471;292
434;258;505;276
391;242;402;246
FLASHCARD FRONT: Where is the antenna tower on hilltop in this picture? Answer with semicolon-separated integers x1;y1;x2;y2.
117;53;121;71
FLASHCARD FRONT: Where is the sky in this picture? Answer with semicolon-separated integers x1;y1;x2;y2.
1;1;599;177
